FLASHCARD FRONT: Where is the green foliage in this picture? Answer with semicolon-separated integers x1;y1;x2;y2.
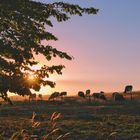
0;0;98;103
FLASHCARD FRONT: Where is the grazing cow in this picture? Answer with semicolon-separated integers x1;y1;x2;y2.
100;94;107;100
60;91;67;97
85;89;90;97
38;94;43;100
124;85;133;93
92;92;107;101
78;91;85;98
59;91;67;100
100;91;104;94
85;89;91;101
29;93;36;101
48;92;59;101
124;85;133;100
112;92;125;101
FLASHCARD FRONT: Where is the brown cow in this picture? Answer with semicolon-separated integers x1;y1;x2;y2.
112;92;125;101
29;93;36;101
48;92;59;101
78;91;85;98
92;92;107;101
38;94;43;100
124;85;133;100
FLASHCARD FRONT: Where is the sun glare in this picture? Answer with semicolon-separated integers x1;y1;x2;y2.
31;64;42;71
28;74;35;81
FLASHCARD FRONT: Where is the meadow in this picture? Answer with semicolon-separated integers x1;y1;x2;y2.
0;93;140;140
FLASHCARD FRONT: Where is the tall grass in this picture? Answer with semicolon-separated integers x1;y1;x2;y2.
8;112;70;140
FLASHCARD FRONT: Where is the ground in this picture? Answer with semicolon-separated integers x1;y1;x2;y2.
0;94;140;140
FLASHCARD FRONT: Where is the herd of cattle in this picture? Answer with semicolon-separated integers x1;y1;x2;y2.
48;91;67;100
29;93;43;101
28;85;133;102
28;92;67;101
78;85;133;101
78;91;125;101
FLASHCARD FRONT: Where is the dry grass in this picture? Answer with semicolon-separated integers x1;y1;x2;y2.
0;111;69;140
0;95;140;139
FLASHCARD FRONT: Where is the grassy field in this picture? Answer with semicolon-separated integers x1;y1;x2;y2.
0;94;140;140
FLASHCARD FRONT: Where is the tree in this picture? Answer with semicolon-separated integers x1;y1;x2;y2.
0;0;98;103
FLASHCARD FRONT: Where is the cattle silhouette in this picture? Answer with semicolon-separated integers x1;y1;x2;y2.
112;92;125;101
49;92;59;101
92;92;107;101
29;93;36;101
78;91;85;98
38;94;43;100
124;85;133;100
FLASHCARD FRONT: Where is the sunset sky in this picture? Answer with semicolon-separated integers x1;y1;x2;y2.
35;0;140;95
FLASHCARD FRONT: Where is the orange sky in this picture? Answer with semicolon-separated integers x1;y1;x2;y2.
31;1;140;96
9;0;140;97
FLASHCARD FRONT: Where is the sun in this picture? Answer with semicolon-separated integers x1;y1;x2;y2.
28;74;35;81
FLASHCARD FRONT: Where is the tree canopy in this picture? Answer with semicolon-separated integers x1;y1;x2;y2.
0;0;98;103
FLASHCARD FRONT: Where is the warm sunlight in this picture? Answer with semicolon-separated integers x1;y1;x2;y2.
1;1;140;139
30;64;42;71
27;64;61;95
27;74;36;81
